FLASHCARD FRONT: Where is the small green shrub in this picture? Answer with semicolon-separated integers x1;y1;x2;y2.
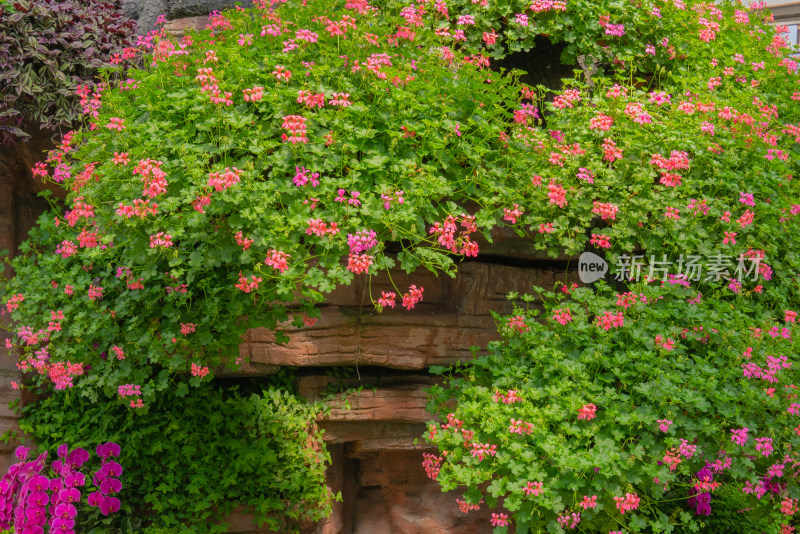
20;380;333;533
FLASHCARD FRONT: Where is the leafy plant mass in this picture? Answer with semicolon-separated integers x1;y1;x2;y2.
20;381;332;533
1;0;799;531
0;0;136;143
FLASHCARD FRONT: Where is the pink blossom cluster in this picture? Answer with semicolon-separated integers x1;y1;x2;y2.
380;190;404;209
65;197;95;227
193;195;211;213
503;204;523;223
490;513;509;527
557;512;580;529
208;167;242;191
429;214;479;256
347;254;374;274
265;249;291;273
281;115;308;144
678;439;697;458
149;232;173;248
578;404;597;420
590;234;611;249
514;103;539;124
576;167;594;184
191;363;210;378
293;166;320;187
470;442;497;461
47;310;64;332
260;23;282;37
616;292;644;308
377;291;396;309
118;383;141;398
742;354;791;383
508;418;533;434
552;308;573;325
297;89;325;108
657;419;673;432
75;229;98;249
592;201;619;220
731;427;749;445
272;65;292;81
523;481;543;496
706;456;732;473
649;91;672;105
335;189;361;206
456;498;482;513
306;219;340;237
235;272;263;293
0;442;124;533
134;159;168;198
294;28;319;42
105;117;125;131
48;361;85;390
234;231;253;250
401;285;424;310
742;480;767;499
116;198;159;218
52;163;72;184
602;138;623;162
317;14;356;37
87;284;104;302
755;437;774;456
655;335;675;351
242;86;264;101
180;323;196;336
529;0;566;11
589;113;614;131
110;346;125;360
596;311;624;330
365;53;393;79
507;315;528;333
552;88;581;109
76;83;103;118
421;453;442;480
614;493;640;514
5;294;24;313
347;230;378;254
329;92;352;107
547;181;568;208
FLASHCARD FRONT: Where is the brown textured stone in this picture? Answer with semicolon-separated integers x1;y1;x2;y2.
317;421;427;444
242;262;578;370
350;450;492;534
0;374;22;418
324;386;431;423
0;417;21;454
313;443;346;534
0;126;57;458
163;15;208;36
299;375;434;424
345;437;433;456
245;309;494;370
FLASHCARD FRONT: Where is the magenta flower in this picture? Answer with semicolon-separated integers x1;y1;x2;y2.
731;427;749;446
657;419;673;432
